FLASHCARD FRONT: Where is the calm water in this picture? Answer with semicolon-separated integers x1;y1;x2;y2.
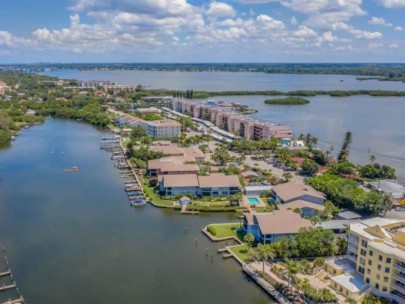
213;95;405;182
0;119;269;304
43;69;405;91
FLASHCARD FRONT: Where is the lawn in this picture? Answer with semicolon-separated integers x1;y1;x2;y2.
206;223;242;238
229;244;250;262
141;182;174;208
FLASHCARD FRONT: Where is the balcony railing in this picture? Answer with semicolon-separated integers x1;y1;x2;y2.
393;273;405;284
394;263;405;273
391;283;405;296
348;244;358;253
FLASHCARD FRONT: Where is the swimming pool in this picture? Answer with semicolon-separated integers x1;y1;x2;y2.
247;197;260;205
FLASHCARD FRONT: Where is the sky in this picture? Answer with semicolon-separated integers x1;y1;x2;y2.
0;0;404;63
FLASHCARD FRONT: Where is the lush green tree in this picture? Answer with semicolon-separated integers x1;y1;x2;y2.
359;163;396;180
198;143;209;154
244;233;255;248
311;149;328;166
369;154;376;163
301;159;319;176
212;147;231;166
131;126;147;140
282;172;293;182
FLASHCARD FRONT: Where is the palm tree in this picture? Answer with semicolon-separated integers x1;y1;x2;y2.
285;258;299;293
369;154;376;163
257;243;274;274
337;131;352;162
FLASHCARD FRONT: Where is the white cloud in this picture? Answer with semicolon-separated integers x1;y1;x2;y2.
283;0;366;28
388;43;399;48
377;0;405;8
395;26;403;31
206;2;236;17
290;16;297;25
369;17;392;27
332;22;383;39
293;25;317;37
317;31;338;43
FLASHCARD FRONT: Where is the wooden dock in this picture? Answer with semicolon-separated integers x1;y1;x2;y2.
0;253;24;304
180;205;199;215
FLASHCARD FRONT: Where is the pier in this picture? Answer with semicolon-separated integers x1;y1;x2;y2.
0;250;24;304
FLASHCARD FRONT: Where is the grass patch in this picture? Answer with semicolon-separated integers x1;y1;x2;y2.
140;180;174;208
229;244;250;262
206;223;240;238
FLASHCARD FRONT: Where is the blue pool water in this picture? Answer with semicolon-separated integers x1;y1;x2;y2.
247;197;260;205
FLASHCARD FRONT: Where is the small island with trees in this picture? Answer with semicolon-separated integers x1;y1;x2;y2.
264;97;310;105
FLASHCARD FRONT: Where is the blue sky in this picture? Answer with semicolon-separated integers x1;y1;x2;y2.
0;0;404;63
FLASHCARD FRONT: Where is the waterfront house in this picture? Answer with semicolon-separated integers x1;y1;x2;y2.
243;210;312;243
159;173;241;197
271;182;325;205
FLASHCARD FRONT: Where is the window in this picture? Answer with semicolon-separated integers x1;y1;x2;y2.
368;260;372;266
377;274;380;280
366;278;370;284
367;269;371;275
384;277;389;283
379;255;383;262
385;267;390;273
361;240;368;247
386;258;391;264
375;283;379;290
383;287;387;292
369;250;373;256
378;265;382;271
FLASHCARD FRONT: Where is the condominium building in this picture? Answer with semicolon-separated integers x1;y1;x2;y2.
343;218;405;303
115;115;181;138
172;99;292;140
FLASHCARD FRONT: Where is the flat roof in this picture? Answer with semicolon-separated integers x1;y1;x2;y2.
244;185;272;191
331;272;368;294
150;145;185;155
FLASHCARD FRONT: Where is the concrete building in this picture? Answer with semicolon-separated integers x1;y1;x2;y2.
77;80;116;88
243;210;312;243
136;107;162;114
114;114;180;138
325;218;405;303
148;157;199;177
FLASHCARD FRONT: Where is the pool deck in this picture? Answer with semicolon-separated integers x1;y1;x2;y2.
242;196;267;208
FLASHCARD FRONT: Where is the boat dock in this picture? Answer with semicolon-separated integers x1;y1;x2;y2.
180;205;199;215
0;250;24;304
100;134;147;207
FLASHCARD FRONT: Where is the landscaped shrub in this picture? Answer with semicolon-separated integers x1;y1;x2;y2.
207;226;217;236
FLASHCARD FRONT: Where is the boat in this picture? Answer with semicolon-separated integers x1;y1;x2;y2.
131;198;146;207
65;166;79;173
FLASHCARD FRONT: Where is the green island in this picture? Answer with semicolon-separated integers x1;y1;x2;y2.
264;97;310;105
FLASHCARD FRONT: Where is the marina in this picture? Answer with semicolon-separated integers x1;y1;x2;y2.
0;250;24;304
100;134;147;207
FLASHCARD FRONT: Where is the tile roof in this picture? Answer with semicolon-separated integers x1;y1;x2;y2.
198;173;241;188
272;182;325;202
161;174;199;187
253;210;312;235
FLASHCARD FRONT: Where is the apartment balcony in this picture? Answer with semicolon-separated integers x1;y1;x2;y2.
391;283;405;296
391;291;405;303
394;263;405;273
348;243;358;253
393;273;405;285
347;254;357;263
348;237;359;247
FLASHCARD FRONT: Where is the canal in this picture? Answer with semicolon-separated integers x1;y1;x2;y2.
0;119;269;303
